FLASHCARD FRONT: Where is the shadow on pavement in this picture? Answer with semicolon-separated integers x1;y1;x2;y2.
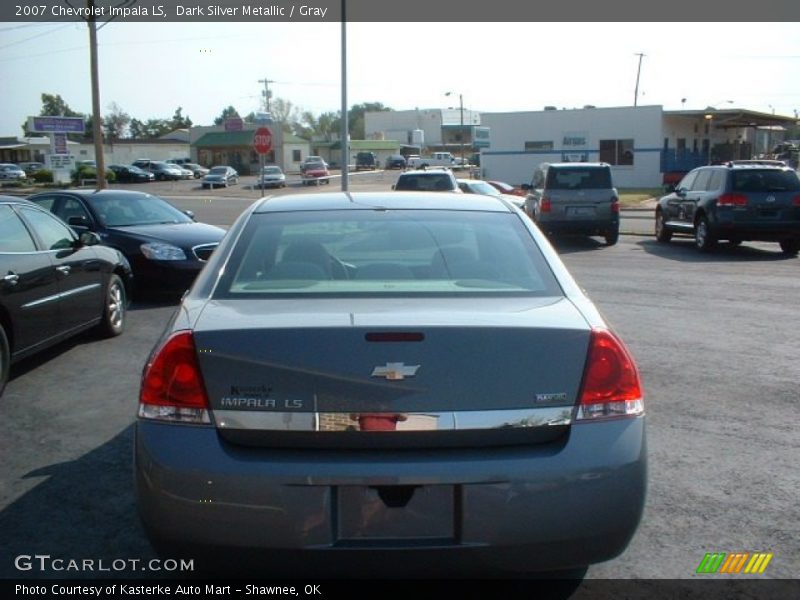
637;238;795;263
0;426;158;579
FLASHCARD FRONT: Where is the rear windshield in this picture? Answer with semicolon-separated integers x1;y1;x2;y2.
215;210;562;298
395;173;454;191
731;169;800;192
546;167;612;190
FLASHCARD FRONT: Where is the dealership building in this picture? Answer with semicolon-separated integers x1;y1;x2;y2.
480;105;796;187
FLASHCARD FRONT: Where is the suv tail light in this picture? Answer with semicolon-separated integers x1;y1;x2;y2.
718;193;748;207
139;331;210;423
576;328;643;421
610;198;620;214
792;195;800;207
540;197;552;213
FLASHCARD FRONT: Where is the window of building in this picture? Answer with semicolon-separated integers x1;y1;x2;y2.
524;141;554;151
599;139;634;166
292;150;302;162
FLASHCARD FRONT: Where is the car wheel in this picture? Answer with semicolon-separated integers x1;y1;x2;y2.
694;216;717;252
655;210;672;242
0;323;9;398
604;229;619;246
97;274;126;338
779;239;800;256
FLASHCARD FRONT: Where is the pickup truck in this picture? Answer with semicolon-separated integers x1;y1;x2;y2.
407;152;456;169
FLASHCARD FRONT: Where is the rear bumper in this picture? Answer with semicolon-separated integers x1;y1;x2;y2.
537;217;619;236
709;215;800;241
135;416;646;575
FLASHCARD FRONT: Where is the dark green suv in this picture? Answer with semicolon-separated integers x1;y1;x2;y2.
655;162;800;255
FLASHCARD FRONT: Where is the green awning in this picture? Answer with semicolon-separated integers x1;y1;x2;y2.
193;131;256;148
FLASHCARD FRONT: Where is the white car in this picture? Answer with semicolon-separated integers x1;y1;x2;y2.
256;165;287;189
0;164;27;180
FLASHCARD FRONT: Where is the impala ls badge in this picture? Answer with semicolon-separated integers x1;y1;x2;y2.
371;362;420;380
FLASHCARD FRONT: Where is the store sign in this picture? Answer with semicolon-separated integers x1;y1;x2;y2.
28;116;85;133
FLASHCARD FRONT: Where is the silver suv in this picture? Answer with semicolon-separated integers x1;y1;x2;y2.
393;168;460;192
523;162;619;245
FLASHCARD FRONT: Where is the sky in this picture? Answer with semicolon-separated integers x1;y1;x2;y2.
1;21;799;136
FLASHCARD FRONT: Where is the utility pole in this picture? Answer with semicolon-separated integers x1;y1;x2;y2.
634;53;645;107
258;77;274;113
340;0;349;191
87;0;106;189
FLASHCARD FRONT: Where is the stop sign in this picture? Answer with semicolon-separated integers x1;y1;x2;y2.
253;127;273;154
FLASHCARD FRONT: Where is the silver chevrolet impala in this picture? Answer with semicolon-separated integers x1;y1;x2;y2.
135;191;646;577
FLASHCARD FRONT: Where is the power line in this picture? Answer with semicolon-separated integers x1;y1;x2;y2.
0;23;74;50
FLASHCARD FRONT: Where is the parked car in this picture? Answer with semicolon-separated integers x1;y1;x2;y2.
301;162;330;186
182;163;209;179
0;196;132;397
135;191;646;577
457;178;525;210
384;154;407;169
147;161;183;181
393;168;460;192
18;161;45;173
27;190;226;292
108;164;155;183
355;151;378;171
655;162;800;255
171;164;195;180
202;166;239;189
166;158;192;166
256;165;287;189
300;156;328;174
76;160;97;169
487;180;525;197
0;164;27;180
523;162;620;246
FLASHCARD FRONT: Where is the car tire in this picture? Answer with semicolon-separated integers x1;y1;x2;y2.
97;274;126;338
655;210;672;242
0;323;9;398
604;229;619;246
694;216;717;252
779;239;800;256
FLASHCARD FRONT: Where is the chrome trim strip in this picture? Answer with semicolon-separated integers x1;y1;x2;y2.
22;283;102;309
213;407;573;432
192;243;219;262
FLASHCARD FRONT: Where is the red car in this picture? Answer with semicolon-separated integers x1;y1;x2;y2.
487;180;525;196
301;163;331;186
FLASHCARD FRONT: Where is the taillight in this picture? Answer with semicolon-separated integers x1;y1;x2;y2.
792;195;800;207
576;328;643;421
139;331;210;423
610;198;620;214
540;197;552;213
718;193;748;207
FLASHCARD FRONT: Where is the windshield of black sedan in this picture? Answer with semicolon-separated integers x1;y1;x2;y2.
217;210;562;297
85;193;193;227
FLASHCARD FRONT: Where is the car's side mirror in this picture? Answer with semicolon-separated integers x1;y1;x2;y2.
520;183;532;191
675;187;687;197
78;231;101;246
183;210;196;220
67;215;91;230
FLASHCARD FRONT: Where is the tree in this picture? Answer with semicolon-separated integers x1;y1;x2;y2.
104;102;131;140
271;97;301;134
348;102;391;139
213;106;241;126
129;118;145;139
170;106;192;130
142;118;171;138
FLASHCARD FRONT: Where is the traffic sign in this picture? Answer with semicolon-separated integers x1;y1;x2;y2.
253;127;273;155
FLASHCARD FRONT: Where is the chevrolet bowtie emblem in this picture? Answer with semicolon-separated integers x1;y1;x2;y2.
371;362;420;380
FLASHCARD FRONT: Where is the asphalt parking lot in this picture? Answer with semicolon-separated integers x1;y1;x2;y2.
0;179;798;582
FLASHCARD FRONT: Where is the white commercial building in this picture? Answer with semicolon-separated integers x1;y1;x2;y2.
480;105;795;188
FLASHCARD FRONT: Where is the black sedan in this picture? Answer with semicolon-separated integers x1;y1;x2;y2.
0;196;132;397
109;164;154;183
27;190;226;293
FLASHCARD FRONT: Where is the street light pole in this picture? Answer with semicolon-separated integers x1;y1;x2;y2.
445;91;465;165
